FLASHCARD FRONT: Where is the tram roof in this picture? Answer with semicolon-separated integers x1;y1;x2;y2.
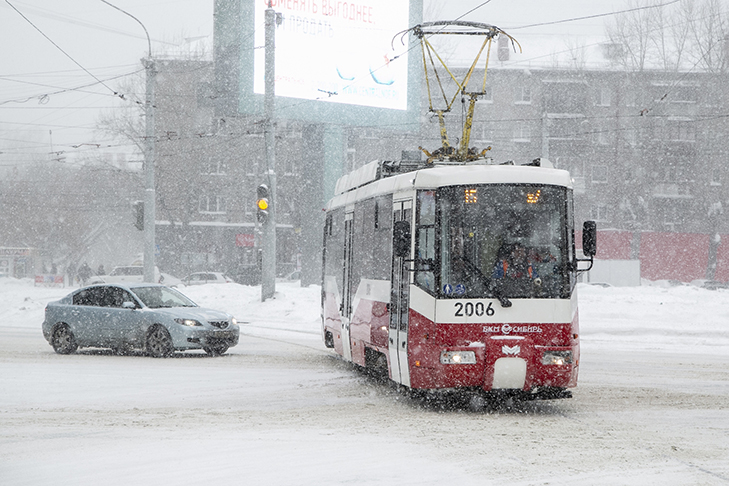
327;159;573;210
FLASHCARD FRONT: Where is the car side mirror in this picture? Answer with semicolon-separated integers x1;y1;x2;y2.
122;301;136;309
393;220;411;258
582;220;597;257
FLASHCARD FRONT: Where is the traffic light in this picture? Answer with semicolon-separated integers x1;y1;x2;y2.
256;184;269;224
133;200;144;231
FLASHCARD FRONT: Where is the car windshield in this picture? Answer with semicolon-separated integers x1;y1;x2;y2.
131;286;197;308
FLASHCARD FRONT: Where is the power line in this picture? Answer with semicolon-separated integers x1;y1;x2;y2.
0;63;140;78
1;1;178;47
0;69;143;106
5;0;125;100
509;0;683;30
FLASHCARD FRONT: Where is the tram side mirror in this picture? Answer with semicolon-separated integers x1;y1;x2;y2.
582;221;597;257
393;220;412;258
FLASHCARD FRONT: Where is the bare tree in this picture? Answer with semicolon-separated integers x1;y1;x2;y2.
606;0;729;72
564;38;588;71
686;0;729;72
96;73;146;155
606;0;657;71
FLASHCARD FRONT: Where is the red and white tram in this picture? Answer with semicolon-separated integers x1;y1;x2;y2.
321;158;596;399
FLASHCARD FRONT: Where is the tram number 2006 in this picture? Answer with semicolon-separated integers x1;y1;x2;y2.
454;302;495;317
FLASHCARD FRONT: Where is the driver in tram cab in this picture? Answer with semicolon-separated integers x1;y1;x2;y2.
492;242;542;286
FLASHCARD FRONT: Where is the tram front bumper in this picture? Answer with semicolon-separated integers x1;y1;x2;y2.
409;344;578;392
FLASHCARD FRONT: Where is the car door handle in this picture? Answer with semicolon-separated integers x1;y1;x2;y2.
401;341;406;348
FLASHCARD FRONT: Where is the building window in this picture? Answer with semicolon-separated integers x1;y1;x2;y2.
624;89;637;107
515;86;531;104
624;125;638;146
668;120;696;142
671;86;698;103
711;166;722;186
652;84;698;104
593;123;611;145
513;121;530;142
199;194;226;214
346;148;356;174
181;252;218;267
590;204;610;222
663;205;680;230
472;122;494;143
595;87;612;106
592;165;608;183
201;159;227;175
548;116;584;140
661;166;677;183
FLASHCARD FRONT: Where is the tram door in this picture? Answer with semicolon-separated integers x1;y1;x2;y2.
340;212;354;362
389;201;412;386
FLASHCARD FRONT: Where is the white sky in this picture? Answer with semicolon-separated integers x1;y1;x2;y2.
0;0;637;167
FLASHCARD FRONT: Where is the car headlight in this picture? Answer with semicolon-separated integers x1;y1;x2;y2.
231;318;237;326
542;350;572;365
174;318;202;327
440;350;477;364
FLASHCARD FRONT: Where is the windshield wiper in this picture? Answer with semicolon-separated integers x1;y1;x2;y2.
456;254;512;307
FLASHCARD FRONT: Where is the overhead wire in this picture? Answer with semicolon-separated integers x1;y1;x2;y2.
4;0;126;100
508;0;683;30
2;1;178;46
0;69;144;106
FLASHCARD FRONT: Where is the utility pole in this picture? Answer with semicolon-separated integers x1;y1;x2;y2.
261;2;277;300
143;57;157;284
100;1;156;283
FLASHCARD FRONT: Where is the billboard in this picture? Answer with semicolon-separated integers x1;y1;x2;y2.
254;0;410;110
237;0;422;126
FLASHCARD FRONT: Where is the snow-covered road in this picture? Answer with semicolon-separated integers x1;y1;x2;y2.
1;279;728;485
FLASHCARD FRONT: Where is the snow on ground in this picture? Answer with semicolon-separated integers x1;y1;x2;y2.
1;278;728;485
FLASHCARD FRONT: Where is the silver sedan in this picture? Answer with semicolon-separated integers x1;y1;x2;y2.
42;283;239;357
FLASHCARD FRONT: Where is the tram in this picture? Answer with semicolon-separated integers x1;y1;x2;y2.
322;158;596;399
321;20;596;399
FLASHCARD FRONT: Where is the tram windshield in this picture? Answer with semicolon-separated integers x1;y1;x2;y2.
416;185;572;300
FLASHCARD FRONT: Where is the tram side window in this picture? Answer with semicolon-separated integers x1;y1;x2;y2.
325;208;345;293
371;196;392;280
356;199;376;280
415;190;437;293
566;190;576;295
351;202;369;289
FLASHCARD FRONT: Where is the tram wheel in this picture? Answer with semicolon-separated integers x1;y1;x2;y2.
324;331;334;348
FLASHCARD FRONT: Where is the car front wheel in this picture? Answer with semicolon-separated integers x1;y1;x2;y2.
146;326;173;358
51;324;78;354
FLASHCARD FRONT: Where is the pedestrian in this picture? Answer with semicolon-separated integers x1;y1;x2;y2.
67;262;77;286
77;262;92;286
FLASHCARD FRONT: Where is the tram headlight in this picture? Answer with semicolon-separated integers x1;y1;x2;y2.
542;350;573;366
440;350;477;364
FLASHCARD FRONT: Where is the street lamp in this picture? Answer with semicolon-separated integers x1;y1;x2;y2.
101;1;157;283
